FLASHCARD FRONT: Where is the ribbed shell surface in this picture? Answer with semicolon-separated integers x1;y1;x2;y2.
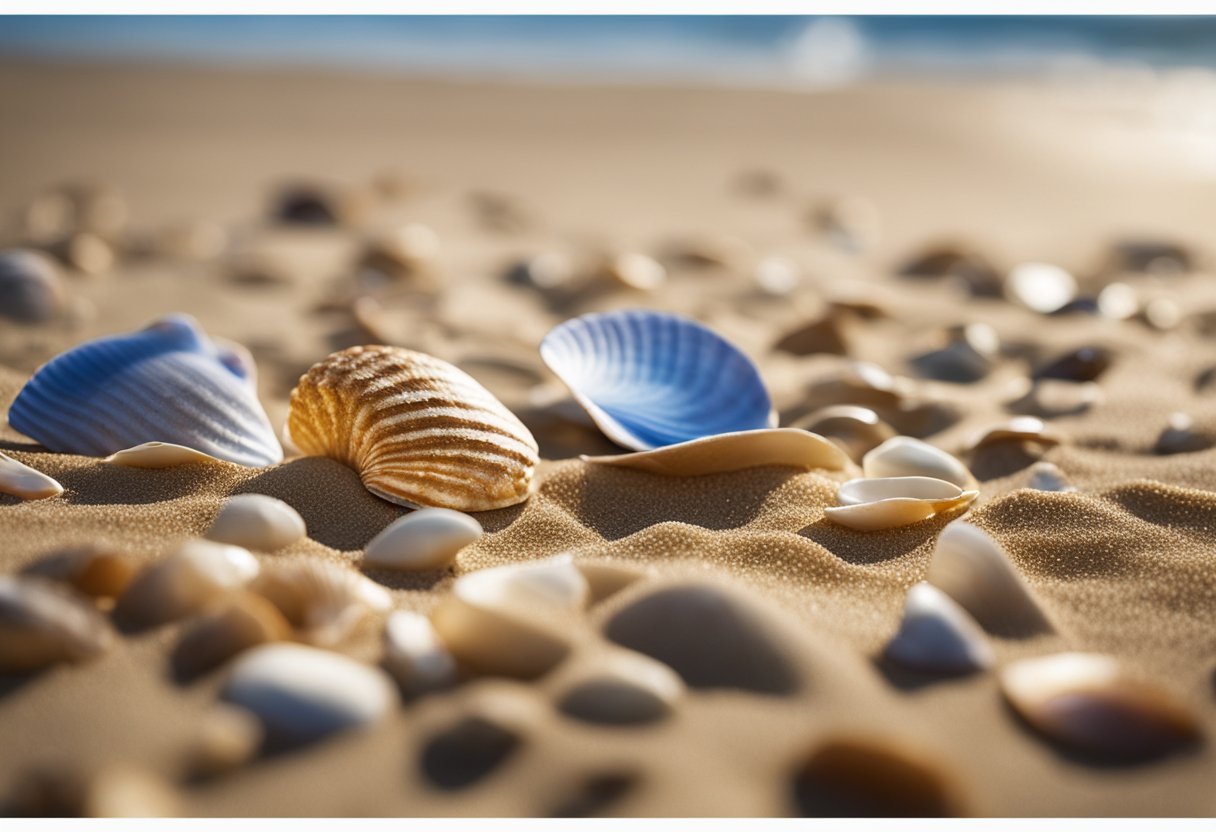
8;315;282;467
286;345;538;511
539;309;775;451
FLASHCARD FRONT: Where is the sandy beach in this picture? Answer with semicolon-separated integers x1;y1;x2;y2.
2;59;1216;817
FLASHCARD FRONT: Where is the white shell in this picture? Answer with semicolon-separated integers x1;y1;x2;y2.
249;558;391;647
1026;461;1076;493
1006;262;1077;314
382;610;458;695
883;583;994;674
966;417;1061;452
0;576;114;672
825;477;977;532
431;555;589;679
222;643;395;745
602;252;666;291
582;428;849;476
556;649;685;725
926;522;1052;636
205;494;307;551
104;442;225;468
364;508;482;572
863;436;974;489
0;451;63;500
1000;652;1201;760
115;539;260;626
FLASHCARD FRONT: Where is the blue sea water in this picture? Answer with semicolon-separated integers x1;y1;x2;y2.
0;16;1213;87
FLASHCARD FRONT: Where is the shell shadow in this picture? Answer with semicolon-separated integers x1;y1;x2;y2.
515;405;621;461
873;654;974;693
0;439;44;453
967;444;1050;482
546;771;639;818
798;517;947;566
0;669;47;701
56;462;229;506
571;465;800;541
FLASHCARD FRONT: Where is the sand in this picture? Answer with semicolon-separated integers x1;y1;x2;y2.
1;60;1216;817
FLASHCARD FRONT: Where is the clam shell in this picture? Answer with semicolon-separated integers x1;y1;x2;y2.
364;507;482;572
23;542;137;599
539;310;775;451
286;345;538;511
115;539;260;627
8;314;282;466
883;582;994;674
825;477;978;532
581;428;848;476
382;609;458;695
431;555;589;679
0;249;66;323
863;436;975;489
103;442;225;468
249;558;391;647
1000;652;1202;760
222;643;396;746
205;494;307;552
0;451;63;500
0;576;114;672
926;521;1052;636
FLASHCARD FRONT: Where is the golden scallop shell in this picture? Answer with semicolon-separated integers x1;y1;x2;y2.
286;345;539;511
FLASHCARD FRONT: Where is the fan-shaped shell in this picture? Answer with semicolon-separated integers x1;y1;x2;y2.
286;345;538;511
582;428;849;476
539;310;775;451
7;314;282;467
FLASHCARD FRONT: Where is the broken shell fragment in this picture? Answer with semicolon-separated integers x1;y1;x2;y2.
205;494;307;551
0;576;114;672
286;345;539;511
431;556;589;679
115;539;260;627
581;428;849;476
883;583;994;675
863;437;975;489
103;442;226;468
382;610;458;695
826;477;978;532
0;451;63;500
926;522;1052;636
364;508;482;572
1000;652;1202;761
249;558;391;647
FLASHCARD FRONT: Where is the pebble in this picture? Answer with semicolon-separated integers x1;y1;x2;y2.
222;643;395;746
556;650;685;725
206;494;307;551
419;685;540;790
364;508;482;572
1032;346;1112;382
1153;412;1211;455
0;249;66;323
603;582;801;695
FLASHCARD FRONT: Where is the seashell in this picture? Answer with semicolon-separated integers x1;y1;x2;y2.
205;494;307;551
600;252;666;292
0;576;114;671
774;313;850;356
539;310;775;451
665;235;753;270
556;649;685;725
103;441;226;468
1033;346;1112;382
1000;652;1202;761
189;705;264;779
575;559;648;604
926;521;1052;636
898;242;1001;297
909;324;998;384
1006;262;1077;314
1153;412;1211;455
1007;378;1104;418
863;436;974;489
803;362;904;411
115;539;260;627
506;251;575;290
382;609;458;695
53;231;116;276
1140;296;1181;330
357;224;441;284
604;582;801;695
271;183;347;226
886;399;962;439
0;451;63;500
8;314;282;466
792;405;896;462
1107;239;1193;275
420;686;539;790
23;542;137;599
171;591;292;679
286;345;538;511
431;555;589;679
364;507;482;572
753;256;802;296
581;428;848;476
249;558;390;647
792;736;966;817
882;582;994;675
222;643;396;746
1026;461;1076;492
826;477;978;532
966;417;1061;453
1097;282;1140;320
0;249;66;323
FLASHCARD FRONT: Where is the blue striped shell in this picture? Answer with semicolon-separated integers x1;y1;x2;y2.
540;310;775;451
8;314;282;466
